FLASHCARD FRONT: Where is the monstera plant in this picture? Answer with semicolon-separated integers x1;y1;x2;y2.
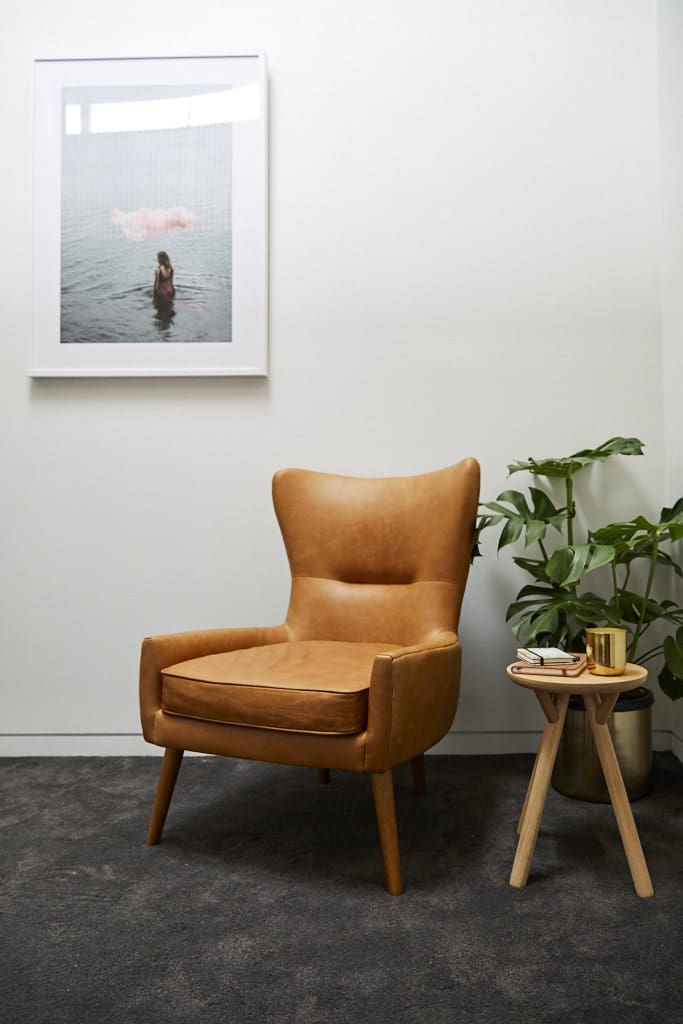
473;437;683;700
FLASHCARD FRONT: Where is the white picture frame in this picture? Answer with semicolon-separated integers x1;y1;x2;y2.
31;54;268;377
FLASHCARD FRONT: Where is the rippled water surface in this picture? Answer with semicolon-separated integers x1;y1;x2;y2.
60;102;232;344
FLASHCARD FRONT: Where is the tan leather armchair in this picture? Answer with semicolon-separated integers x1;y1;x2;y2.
140;458;480;894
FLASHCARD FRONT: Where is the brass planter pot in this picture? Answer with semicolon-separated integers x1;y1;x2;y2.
552;687;654;802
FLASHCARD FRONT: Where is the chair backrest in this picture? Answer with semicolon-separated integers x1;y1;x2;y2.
273;458;480;645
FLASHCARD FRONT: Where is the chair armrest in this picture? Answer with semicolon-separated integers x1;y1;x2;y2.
140;624;288;740
364;632;462;771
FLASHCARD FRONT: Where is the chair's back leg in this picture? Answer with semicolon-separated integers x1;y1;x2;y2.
371;770;403;896
146;747;184;845
410;754;426;796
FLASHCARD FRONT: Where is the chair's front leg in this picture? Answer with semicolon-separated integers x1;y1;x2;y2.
371;770;403;896
146;747;184;845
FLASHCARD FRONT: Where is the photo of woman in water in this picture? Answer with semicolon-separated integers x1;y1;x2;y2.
59;82;232;346
153;251;176;303
32;54;268;374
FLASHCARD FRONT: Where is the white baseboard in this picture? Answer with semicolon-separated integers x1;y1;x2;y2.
1;729;679;759
429;732;541;755
0;732;544;757
0;734;158;756
431;729;677;756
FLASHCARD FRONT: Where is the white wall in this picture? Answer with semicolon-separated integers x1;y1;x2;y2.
659;0;683;761
1;0;677;755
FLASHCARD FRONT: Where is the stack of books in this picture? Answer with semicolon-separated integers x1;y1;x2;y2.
511;647;587;676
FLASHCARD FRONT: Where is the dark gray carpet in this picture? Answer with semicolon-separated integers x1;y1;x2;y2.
1;753;681;1024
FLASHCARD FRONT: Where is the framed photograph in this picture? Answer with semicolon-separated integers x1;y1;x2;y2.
31;54;268;377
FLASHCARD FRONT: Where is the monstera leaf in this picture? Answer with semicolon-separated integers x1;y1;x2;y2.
507;437;644;479
545;544;616;586
591;504;683;576
475;488;566;553
660;627;683;701
506;585;621;652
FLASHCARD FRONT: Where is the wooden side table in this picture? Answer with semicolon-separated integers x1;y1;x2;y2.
507;662;654;898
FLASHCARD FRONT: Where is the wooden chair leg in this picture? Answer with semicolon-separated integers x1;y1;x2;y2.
371;770;403;896
146;747;184;845
318;769;330;784
410;754;426;796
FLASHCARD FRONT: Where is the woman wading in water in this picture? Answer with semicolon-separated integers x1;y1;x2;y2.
153;251;175;303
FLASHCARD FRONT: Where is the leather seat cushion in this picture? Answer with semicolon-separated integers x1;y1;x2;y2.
161;640;400;735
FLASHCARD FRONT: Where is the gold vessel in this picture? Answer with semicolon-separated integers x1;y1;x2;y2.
586;627;627;675
552;687;653;802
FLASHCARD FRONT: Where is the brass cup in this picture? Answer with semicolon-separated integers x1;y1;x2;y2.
586;627;627;676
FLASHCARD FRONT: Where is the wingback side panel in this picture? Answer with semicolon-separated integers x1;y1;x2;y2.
273;459;480;645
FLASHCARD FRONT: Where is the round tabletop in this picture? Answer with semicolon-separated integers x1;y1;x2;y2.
506;662;648;694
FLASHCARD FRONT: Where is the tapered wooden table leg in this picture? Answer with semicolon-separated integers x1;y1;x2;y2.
584;694;654;898
517;753;539;836
510;693;569;889
517;691;561;836
146;747;184;845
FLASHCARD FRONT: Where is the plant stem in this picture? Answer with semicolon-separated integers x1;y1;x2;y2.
629;535;660;662
611;564;619;608
565;474;574;546
636;646;663;666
